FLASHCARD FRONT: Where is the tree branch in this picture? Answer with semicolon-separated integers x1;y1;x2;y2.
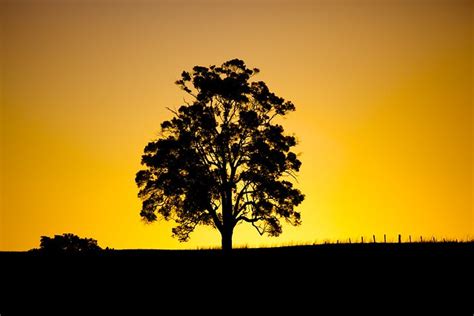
252;221;265;236
207;205;223;233
237;215;263;223
233;181;252;216
166;107;179;116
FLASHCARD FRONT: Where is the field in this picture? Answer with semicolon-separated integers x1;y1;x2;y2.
1;242;472;313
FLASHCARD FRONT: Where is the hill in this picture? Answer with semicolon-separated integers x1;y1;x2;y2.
1;242;472;312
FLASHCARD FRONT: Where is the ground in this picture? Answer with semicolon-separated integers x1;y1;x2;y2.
1;242;472;313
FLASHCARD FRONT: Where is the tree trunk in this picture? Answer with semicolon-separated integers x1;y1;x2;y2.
221;228;233;252
221;185;234;252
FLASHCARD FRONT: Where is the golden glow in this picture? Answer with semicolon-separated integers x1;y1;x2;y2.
1;0;472;250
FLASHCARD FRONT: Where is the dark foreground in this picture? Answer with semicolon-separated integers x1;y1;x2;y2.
1;242;473;313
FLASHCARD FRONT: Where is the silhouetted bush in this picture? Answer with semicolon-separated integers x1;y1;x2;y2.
39;233;101;253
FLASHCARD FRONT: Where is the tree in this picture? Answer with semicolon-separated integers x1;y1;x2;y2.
39;233;101;253
136;59;304;251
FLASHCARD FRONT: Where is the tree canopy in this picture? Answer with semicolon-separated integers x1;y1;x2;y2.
136;59;304;250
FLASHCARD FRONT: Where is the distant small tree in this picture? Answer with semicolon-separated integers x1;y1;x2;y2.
39;233;101;253
136;59;304;251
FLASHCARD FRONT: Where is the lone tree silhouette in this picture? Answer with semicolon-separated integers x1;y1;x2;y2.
136;59;304;251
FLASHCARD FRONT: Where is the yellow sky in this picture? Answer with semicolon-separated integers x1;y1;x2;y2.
1;0;472;250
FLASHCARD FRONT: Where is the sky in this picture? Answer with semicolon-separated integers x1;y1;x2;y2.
1;0;472;250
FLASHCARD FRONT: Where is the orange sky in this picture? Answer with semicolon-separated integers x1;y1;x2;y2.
1;0;472;250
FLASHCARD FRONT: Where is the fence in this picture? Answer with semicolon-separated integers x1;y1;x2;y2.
330;234;459;245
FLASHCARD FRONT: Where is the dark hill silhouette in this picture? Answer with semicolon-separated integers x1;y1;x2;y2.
1;242;472;313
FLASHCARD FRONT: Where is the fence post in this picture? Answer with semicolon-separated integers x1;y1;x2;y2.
398;234;401;243
409;235;412;243
373;235;376;243
361;236;364;244
349;238;351;244
384;234;386;243
420;236;423;242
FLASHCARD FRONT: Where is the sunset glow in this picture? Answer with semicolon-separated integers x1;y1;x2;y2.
1;0;472;250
